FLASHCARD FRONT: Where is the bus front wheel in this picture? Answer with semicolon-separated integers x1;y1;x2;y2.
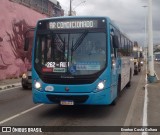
126;70;132;88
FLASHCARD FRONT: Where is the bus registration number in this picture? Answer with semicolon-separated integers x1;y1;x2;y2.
60;100;74;105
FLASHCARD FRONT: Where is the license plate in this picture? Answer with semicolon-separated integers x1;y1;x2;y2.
60;100;74;105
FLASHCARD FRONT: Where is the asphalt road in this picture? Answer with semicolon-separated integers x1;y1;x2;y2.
0;69;145;135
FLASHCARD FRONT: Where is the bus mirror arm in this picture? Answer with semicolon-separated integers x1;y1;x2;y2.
24;27;35;52
113;35;119;49
24;38;29;51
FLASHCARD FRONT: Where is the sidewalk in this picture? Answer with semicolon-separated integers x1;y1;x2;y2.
147;63;160;129
0;78;21;90
148;80;160;126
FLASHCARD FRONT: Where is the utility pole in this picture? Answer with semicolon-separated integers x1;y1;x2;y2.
69;0;86;16
147;0;157;83
142;5;148;75
69;0;72;16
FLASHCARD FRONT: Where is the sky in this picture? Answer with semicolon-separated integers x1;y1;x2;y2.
58;0;160;47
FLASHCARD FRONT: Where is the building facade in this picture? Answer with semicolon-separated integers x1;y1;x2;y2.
0;0;64;80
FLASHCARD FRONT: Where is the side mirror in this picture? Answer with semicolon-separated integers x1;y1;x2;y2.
113;35;119;49
24;38;29;51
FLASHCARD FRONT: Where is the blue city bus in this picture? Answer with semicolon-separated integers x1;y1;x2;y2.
28;16;134;105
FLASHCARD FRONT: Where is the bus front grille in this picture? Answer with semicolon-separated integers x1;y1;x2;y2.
41;77;96;85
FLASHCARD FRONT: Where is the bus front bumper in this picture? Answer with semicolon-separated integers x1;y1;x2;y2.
32;88;112;105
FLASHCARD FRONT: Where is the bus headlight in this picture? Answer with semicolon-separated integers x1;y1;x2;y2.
97;81;105;91
34;81;41;89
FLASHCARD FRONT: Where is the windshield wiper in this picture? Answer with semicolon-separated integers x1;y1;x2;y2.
66;34;70;74
70;30;88;63
64;31;88;76
71;38;74;63
71;30;88;52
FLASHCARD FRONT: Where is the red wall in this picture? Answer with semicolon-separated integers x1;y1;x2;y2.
0;0;47;80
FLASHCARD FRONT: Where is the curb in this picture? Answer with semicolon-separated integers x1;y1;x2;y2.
0;82;21;90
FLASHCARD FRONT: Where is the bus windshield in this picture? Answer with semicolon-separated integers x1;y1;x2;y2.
34;31;106;76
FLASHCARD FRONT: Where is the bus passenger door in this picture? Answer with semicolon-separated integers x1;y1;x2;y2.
110;34;118;98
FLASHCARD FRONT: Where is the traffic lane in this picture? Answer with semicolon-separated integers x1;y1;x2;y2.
0;73;141;130
0;87;35;122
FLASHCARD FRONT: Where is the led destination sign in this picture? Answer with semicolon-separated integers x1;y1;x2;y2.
49;20;98;29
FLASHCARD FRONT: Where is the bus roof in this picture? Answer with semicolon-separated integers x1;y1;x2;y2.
38;16;111;22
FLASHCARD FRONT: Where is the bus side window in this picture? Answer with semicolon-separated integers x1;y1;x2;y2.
110;36;114;57
110;35;117;69
110;35;117;58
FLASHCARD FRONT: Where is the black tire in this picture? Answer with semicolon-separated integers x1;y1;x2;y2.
22;81;28;89
117;77;121;96
22;85;28;89
138;68;141;72
110;99;116;106
134;70;138;75
126;70;132;88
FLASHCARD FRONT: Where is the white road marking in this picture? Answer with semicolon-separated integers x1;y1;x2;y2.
142;88;148;135
0;104;43;125
142;75;148;135
0;86;21;93
155;72;160;80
